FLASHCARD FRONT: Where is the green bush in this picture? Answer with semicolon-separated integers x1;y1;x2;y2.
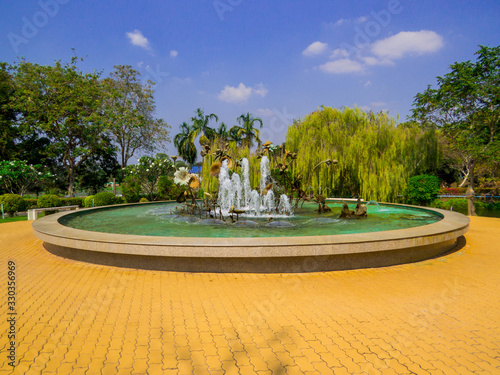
93;191;117;207
157;176;173;200
37;194;61;209
407;174;440;206
0;194;27;217
121;175;142;203
24;198;38;209
139;197;149;203
84;195;95;208
60;197;85;208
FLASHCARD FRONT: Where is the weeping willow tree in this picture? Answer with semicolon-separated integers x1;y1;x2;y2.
286;106;439;202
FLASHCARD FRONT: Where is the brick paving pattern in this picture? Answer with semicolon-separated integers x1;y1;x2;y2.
0;216;499;374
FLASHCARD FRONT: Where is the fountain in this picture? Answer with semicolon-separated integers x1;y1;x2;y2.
32;143;469;273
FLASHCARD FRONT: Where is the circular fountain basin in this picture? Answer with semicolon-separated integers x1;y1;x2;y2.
32;202;469;273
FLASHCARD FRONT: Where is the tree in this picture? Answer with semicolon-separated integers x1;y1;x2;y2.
0;160;52;196
103;65;170;169
76;141;121;195
235;112;263;149
0;64;18;161
189;108;218;141
123;155;175;200
174;122;197;166
286;106;439;202
410;45;500;215
11;56;111;196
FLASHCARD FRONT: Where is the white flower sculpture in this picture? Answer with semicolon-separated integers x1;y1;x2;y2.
174;167;192;186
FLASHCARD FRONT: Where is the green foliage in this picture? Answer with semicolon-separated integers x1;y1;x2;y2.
157;176;174;200
431;198;499;214
121;175;142;203
0;194;27;216
410;45;500;215
0;160;52;195
75;142;120;195
24;198;38;209
103;65;171;168
37;194;61;209
407;175;440;205
123;155;174;200
93;191;117;207
139;197;149;203
234;112;263;149
11;56;111;196
84;195;95;208
285;106;439;202
60;197;85;208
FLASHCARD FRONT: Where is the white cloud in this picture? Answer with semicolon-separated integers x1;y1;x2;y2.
126;29;151;50
330;48;349;59
253;83;268;97
334;19;346;26
218;83;267;103
170;50;178;58
364;80;372;87
302;41;329;57
370;101;387;107
371;30;444;59
362;56;394;66
356;16;368;24
319;59;364;74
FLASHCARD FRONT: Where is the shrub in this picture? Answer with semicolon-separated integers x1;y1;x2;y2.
0;194;27;217
60;197;85;208
37;194;61;209
121;175;142;203
158;176;174;200
139;197;149;203
93;191;117;207
167;184;187;200
24;198;38;209
407;174;440;206
84;195;95;208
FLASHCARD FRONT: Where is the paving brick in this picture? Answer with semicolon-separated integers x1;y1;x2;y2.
1;218;499;375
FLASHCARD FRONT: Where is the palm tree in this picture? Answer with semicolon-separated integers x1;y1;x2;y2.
236;112;263;149
190;108;218;141
215;122;230;142
174;122;197;166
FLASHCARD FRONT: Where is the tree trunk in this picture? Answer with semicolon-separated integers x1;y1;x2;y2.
68;167;75;198
466;162;476;216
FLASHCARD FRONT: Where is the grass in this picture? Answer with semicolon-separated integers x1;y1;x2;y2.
0;212;45;224
0;216;28;223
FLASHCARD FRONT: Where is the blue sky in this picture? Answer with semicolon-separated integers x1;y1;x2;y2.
1;0;499;157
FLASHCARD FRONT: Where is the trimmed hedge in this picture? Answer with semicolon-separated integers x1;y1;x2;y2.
37;194;61;209
60;197;85;208
0;194;27;217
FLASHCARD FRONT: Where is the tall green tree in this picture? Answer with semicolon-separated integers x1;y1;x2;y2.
286;106;439;202
190;108;218;141
174;122;197;166
235;112;263;149
410;45;500;215
103;65;170;169
11;57;110;196
0;63;18;161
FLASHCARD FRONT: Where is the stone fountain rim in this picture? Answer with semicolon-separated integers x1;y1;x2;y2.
32;202;469;259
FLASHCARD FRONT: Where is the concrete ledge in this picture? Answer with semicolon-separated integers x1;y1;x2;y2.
32;204;470;273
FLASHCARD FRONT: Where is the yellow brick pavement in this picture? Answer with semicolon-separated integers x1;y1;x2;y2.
0;216;499;374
